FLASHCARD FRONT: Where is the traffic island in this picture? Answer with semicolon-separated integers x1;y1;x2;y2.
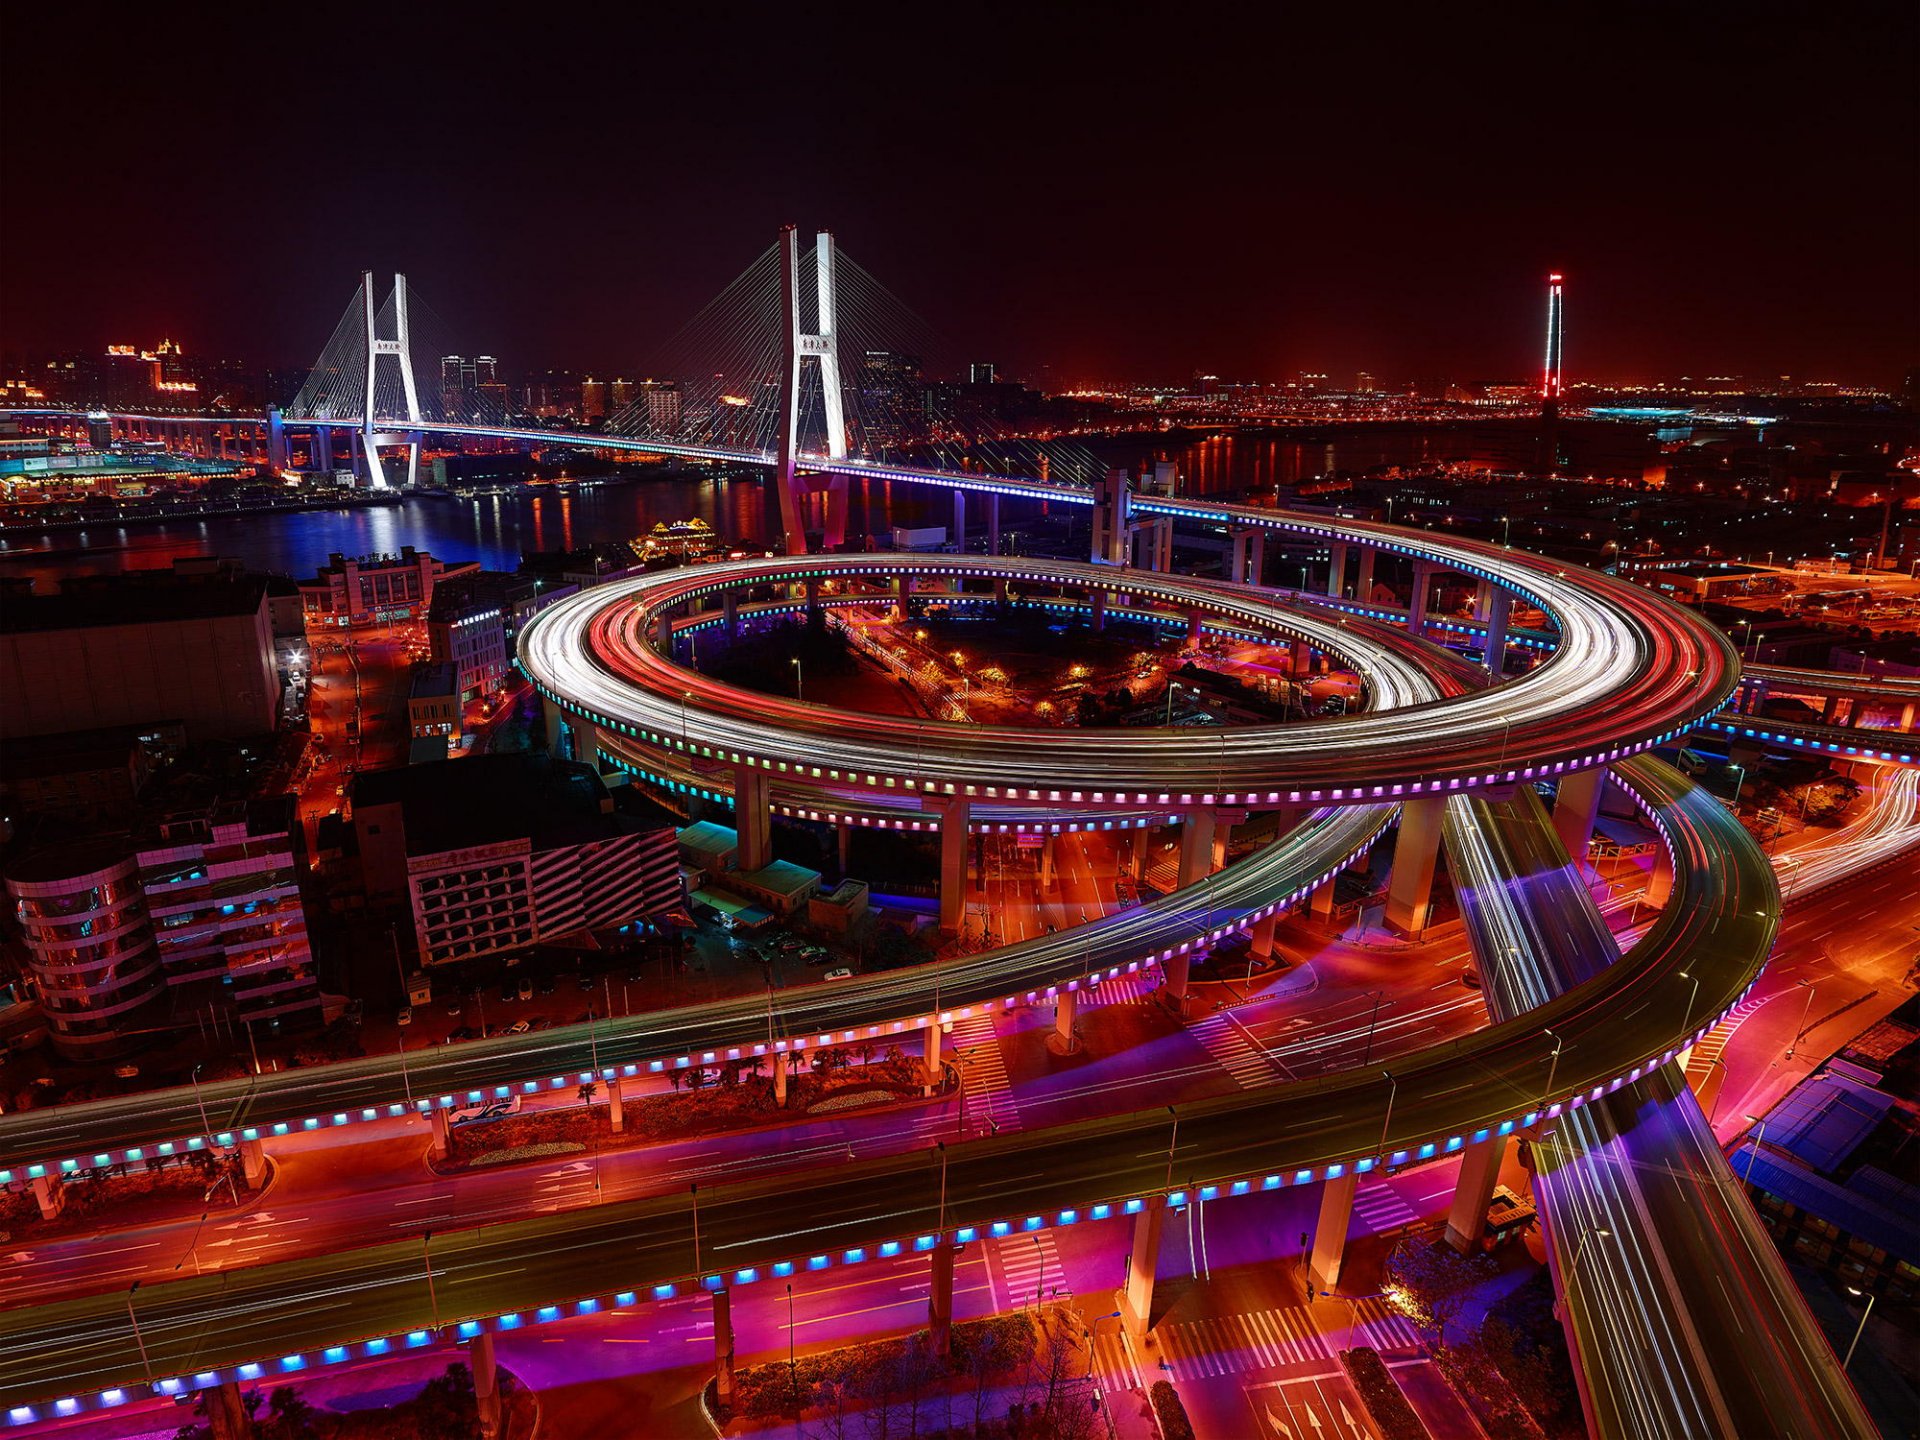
0;1148;260;1245
706;1309;1118;1439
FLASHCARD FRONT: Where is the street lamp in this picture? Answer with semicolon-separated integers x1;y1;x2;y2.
126;1281;154;1384
681;689;692;748
1679;970;1700;1036
1362;990;1385;1067
1543;1028;1563;1109
190;1062;213;1143
1164;682;1183;727
1163;1105;1179;1191
1842;1287;1877;1371
1742;1114;1768;1187
789;657;803;703
1785;978;1816;1061
1378;1069;1397;1164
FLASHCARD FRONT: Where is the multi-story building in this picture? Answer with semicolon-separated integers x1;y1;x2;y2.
407;664;461;747
426;571;540;703
135;794;321;1029
6;845;167;1058
296;547;479;629
0;572;276;742
352;753;682;967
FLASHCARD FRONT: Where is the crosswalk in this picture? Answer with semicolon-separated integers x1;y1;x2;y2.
1152;1299;1422;1382
1686;996;1764;1081
1088;971;1155;1007
951;1014;1020;1137
994;1227;1067;1312
1157;1305;1330;1378
1093;1325;1148;1394
1351;1182;1419;1237
1191;1010;1286;1088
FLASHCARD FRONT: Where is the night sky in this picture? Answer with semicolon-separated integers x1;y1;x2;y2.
6;4;1916;388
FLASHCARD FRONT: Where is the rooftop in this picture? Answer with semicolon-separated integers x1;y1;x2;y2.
353;752;673;857
0;574;267;633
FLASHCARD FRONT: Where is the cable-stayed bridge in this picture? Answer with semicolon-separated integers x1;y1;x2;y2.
280;226;1108;552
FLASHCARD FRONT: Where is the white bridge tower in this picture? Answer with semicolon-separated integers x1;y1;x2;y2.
359;270;424;490
775;226;850;553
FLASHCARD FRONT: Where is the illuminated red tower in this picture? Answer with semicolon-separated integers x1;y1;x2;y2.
1542;271;1565;403
1540;271;1565;472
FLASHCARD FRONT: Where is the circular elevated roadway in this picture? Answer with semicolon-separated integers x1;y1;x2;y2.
521;538;1737;807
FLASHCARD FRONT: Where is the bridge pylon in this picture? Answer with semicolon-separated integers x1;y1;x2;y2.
775;226;850;554
358;270;425;490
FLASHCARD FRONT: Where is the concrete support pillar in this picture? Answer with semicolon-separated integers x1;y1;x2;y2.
929;1239;956;1357
923;1020;945;1095
570;719;601;770
773;1050;789;1107
1407;563;1436;637
1091;589;1107;632
836;819;851;872
1473;578;1495;622
893;575;909;622
1483;588;1512;678
1049;989;1080;1055
1384;795;1446;936
239;1137;268;1189
30;1174;63;1219
723;590;739;636
470;1329;503;1440
713;1286;736;1406
1308;1170;1359;1292
1163;952;1192;1019
1900;701;1915;732
1177;808;1217;886
986;493;1001;557
1552;766;1608;866
1310;875;1336;920
1291;638;1314;676
1327;542;1350;598
607;1078;624;1134
734;766;772;872
206;1380;253;1440
1820;694;1841;724
1445;1135;1510;1253
1120;1195;1167;1338
1250;913;1277;959
1039;834;1057;891
822;475;848;551
1645;852;1675;909
429;1106;450;1161
952;489;967;548
1186;610;1203;645
542;695;564;755
1356;548;1376;603
937;797;970;934
804;577;819;615
1129;826;1151;880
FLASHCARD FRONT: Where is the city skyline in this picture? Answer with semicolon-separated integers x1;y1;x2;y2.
5;7;1916;388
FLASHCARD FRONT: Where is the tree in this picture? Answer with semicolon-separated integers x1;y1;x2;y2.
1384;1237;1495;1346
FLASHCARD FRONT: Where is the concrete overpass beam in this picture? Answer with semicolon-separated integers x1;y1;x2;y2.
1177;808;1217;886
1162;952;1192;1019
1444;1135;1509;1253
1327;542;1350;598
1552;766;1608;866
239;1137;268;1189
607;1078;624;1134
470;1329;503;1440
1309;1170;1360;1292
206;1380;254;1440
1049;988;1081;1055
734;766;772;872
713;1286;736;1405
429;1106;450;1161
929;1238;956;1358
1120;1195;1167;1339
1356;547;1376;602
1384;795;1446;936
938;797;970;934
1483;588;1512;678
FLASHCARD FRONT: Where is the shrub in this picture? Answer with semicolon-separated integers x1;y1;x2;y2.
1339;1347;1425;1440
1150;1379;1196;1440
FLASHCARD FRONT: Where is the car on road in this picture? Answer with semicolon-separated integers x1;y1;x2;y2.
823;967;854;982
1462;968;1483;989
505;1019;531;1035
528;1016;555;1031
517;978;534;1001
396;1006;412;1026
